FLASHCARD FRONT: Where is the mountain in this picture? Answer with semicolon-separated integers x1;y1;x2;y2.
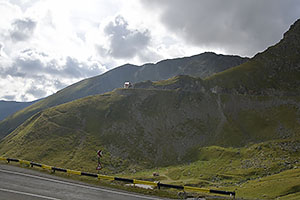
0;18;300;200
0;76;299;171
206;19;300;96
0;100;38;121
0;19;299;167
0;52;247;139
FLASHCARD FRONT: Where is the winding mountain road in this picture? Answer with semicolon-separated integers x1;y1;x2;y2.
0;164;165;200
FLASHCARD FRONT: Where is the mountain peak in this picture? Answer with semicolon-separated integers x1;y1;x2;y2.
207;18;300;96
283;18;300;39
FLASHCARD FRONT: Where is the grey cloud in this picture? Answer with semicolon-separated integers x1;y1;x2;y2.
2;95;16;101
0;42;3;56
10;0;40;12
15;58;44;74
103;16;151;59
63;57;85;78
138;49;163;63
0;49;105;100
26;86;47;99
53;80;67;90
10;18;37;42
21;49;49;57
20;94;29;102
64;57;103;78
96;45;108;57
76;32;86;42
141;0;300;56
0;63;26;78
4;50;103;79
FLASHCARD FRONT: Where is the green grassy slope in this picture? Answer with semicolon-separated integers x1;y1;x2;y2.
0;53;247;140
0;80;299;172
126;139;300;199
0;87;217;171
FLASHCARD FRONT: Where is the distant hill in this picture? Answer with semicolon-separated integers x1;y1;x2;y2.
0;100;38;121
0;52;247;139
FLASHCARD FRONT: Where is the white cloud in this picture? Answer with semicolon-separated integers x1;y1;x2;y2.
0;42;3;56
9;17;37;41
0;48;106;101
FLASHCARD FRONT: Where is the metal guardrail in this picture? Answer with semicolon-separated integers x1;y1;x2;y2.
0;156;236;198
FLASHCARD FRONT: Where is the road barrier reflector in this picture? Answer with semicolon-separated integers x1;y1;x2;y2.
133;180;158;186
41;165;52;170
67;169;81;175
98;174;115;181
184;186;210;193
19;160;31;165
0;157;6;161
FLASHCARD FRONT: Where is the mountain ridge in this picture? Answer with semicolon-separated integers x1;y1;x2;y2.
0;100;39;121
0;52;247;139
206;19;300;96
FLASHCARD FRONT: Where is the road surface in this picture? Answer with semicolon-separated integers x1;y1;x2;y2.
0;164;166;200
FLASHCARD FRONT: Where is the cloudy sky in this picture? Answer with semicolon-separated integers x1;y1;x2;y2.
0;0;299;101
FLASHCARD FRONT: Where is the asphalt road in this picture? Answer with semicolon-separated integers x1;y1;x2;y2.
0;164;166;200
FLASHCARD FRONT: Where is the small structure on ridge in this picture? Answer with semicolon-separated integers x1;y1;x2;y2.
124;81;132;88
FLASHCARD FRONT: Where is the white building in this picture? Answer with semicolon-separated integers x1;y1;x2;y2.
124;82;132;88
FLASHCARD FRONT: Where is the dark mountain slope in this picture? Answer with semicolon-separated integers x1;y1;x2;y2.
0;52;247;139
206;19;300;96
0;100;38;121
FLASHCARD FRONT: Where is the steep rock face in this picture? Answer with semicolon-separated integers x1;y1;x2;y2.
0;52;247;139
207;19;300;96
